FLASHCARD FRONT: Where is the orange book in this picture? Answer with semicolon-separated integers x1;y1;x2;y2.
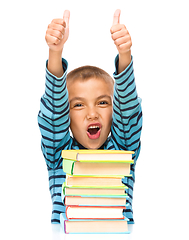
63;219;129;234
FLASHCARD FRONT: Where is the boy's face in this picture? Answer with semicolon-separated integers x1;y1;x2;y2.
67;77;113;149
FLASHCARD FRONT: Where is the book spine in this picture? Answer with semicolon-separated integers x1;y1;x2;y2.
65;206;69;220
65;194;127;198
67;174;125;178
62;150;77;160
68;217;125;220
67;206;126;209
63;159;75;175
64;220;68;234
62;182;66;195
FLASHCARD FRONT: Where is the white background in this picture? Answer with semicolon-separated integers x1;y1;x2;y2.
1;0;189;239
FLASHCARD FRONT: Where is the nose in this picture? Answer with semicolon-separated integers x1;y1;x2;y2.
86;107;99;120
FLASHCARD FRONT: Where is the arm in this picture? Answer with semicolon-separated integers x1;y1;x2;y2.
38;11;71;169
112;56;142;159
45;10;70;77
110;9;132;74
110;10;142;162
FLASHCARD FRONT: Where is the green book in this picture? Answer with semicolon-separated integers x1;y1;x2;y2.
62;182;128;197
63;158;133;176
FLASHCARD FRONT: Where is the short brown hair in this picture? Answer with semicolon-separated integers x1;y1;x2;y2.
66;65;114;85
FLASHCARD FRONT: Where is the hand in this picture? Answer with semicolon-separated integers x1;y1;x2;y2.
110;9;132;55
110;9;132;73
45;10;70;52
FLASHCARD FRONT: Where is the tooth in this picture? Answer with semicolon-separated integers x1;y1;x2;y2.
88;126;99;129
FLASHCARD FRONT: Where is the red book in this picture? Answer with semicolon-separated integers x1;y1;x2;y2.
65;205;126;220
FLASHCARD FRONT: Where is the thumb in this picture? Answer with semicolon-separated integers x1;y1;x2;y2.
63;10;70;27
112;9;121;26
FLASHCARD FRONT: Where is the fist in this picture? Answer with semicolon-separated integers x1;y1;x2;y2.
45;10;70;52
110;10;132;55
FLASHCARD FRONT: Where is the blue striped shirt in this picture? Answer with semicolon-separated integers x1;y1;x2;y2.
38;55;142;224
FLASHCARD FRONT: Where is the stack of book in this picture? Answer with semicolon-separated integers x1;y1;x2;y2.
60;149;134;234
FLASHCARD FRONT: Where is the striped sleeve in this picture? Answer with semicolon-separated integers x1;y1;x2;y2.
38;58;71;169
112;55;142;162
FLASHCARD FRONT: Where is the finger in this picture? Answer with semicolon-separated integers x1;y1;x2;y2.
45;34;61;45
112;9;121;26
110;23;126;35
52;18;64;25
46;28;64;41
114;35;131;47
48;22;65;35
117;41;132;52
111;26;128;40
63;10;70;27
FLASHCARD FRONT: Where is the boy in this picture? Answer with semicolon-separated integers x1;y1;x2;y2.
38;9;142;224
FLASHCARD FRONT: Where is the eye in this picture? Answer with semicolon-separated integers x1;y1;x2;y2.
74;103;83;108
99;101;108;105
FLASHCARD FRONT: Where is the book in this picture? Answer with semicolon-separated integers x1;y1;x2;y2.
65;206;126;220
63;159;132;176
61;149;133;234
63;183;127;196
62;149;134;161
66;174;126;187
61;218;130;234
64;195;128;206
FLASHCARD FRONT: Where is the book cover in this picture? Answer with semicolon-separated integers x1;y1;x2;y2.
64;195;128;206
62;149;134;161
65;206;126;220
60;214;130;234
63;158;133;176
62;182;128;196
65;174;127;187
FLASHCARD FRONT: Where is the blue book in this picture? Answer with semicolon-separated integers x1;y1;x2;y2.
64;194;129;207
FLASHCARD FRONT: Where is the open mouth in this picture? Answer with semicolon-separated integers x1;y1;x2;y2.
87;123;101;139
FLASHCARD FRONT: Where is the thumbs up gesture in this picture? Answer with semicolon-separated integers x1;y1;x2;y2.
110;10;132;71
45;10;70;52
110;9;132;54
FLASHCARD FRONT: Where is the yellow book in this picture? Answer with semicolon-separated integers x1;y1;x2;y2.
62;149;134;162
66;174;126;187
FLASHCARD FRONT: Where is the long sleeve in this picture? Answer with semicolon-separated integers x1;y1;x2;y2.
110;55;143;223
38;58;73;223
38;58;71;170
111;55;142;163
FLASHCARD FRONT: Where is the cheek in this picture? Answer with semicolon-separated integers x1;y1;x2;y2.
69;111;84;130
101;108;113;127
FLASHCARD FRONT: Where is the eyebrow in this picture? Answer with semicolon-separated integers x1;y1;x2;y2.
69;95;112;104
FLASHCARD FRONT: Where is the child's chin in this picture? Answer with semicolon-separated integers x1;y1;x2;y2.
85;144;99;150
85;141;101;150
